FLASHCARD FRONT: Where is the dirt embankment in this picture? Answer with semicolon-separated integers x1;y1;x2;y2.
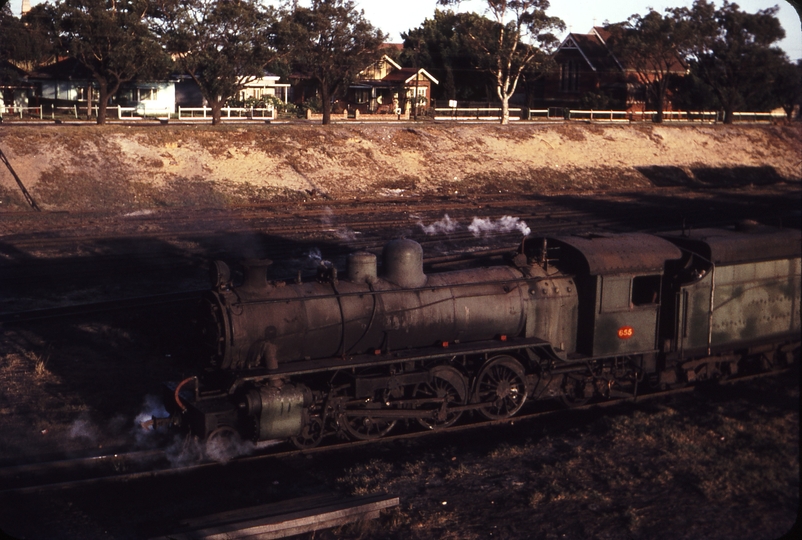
0;122;800;211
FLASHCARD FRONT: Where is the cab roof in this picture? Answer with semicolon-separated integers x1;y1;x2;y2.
544;233;683;275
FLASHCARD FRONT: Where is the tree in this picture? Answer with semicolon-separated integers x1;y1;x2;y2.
274;0;386;125
437;0;563;124
679;0;786;124
400;10;495;102
57;0;171;124
772;58;802;119
154;0;276;125
605;9;690;123
1;2;58;70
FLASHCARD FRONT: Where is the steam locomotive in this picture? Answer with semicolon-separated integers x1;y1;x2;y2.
160;223;800;448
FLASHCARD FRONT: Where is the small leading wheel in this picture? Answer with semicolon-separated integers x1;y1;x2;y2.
205;425;246;463
474;355;528;420
414;365;469;430
292;416;325;449
560;373;591;407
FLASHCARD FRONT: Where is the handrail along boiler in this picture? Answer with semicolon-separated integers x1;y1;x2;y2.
160;224;801;448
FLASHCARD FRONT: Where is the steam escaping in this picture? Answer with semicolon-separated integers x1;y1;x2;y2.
418;214;459;235
306;247;323;266
204;432;256;464
418;214;531;238
320;206;359;241
469;216;530;237
68;413;100;443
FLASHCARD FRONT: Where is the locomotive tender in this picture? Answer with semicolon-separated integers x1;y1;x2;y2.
162;223;800;448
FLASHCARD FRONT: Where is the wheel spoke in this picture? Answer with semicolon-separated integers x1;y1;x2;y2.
475;356;528;420
415;366;468;430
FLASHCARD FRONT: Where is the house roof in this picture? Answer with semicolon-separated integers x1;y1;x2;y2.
555;32;621;73
27;57;94;81
382;67;439;85
0;60;30;86
556;26;685;75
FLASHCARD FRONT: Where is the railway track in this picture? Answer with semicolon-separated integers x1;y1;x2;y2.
0;367;790;496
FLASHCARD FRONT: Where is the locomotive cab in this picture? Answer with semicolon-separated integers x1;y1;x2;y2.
532;233;683;360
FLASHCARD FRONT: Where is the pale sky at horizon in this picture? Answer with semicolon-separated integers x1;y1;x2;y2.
12;0;802;60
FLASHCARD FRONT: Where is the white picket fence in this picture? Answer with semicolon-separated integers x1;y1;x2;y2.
175;106;275;120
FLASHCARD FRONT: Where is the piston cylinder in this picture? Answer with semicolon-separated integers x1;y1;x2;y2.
241;384;308;440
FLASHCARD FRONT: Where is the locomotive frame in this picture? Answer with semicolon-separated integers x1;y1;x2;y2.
159;223;801;449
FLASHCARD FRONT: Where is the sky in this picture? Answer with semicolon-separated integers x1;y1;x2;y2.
12;0;802;60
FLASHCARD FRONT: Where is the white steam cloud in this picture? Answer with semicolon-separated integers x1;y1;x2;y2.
68;413;101;443
321;206;359;241
417;214;530;237
469;216;531;237
418;214;460;235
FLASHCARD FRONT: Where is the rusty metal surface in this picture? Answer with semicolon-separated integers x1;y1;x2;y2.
549;233;683;275
661;226;801;265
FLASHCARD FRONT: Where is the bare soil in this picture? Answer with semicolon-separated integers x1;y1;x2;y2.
0;122;799;539
1;122;800;211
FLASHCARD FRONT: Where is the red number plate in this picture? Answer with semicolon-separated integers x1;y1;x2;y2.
617;326;634;339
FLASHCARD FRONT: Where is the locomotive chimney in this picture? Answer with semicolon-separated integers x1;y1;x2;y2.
240;259;273;290
382;238;427;288
347;251;377;283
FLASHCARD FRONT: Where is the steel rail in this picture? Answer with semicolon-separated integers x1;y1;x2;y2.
0;367;790;495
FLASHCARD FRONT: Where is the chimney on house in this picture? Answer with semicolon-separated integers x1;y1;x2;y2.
21;0;31;15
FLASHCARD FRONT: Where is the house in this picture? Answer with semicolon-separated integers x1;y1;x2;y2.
0;60;32;115
237;72;290;104
26;58;177;116
346;55;439;114
26;58;93;109
539;27;686;112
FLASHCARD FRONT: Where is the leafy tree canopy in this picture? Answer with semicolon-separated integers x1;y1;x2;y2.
153;0;277;125
678;0;787;123
437;0;563;124
274;0;386;125
401;9;496;101
605;9;692;122
1;2;59;70
58;0;172;123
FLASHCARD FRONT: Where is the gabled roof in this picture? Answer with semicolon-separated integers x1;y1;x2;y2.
382;67;439;85
555;31;621;73
555;26;685;75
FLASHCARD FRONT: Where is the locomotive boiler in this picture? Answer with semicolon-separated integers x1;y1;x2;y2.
161;224;800;449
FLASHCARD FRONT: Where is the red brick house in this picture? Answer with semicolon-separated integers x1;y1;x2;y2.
346;55;439;114
539;27;686;112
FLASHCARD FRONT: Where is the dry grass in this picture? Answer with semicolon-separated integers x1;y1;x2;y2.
312;371;799;540
27;349;50;378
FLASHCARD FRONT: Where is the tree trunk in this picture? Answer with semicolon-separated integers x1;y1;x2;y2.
500;96;510;125
654;97;664;123
96;82;108;125
652;80;667;123
210;100;223;125
86;84;93;120
723;106;734;124
321;86;332;125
